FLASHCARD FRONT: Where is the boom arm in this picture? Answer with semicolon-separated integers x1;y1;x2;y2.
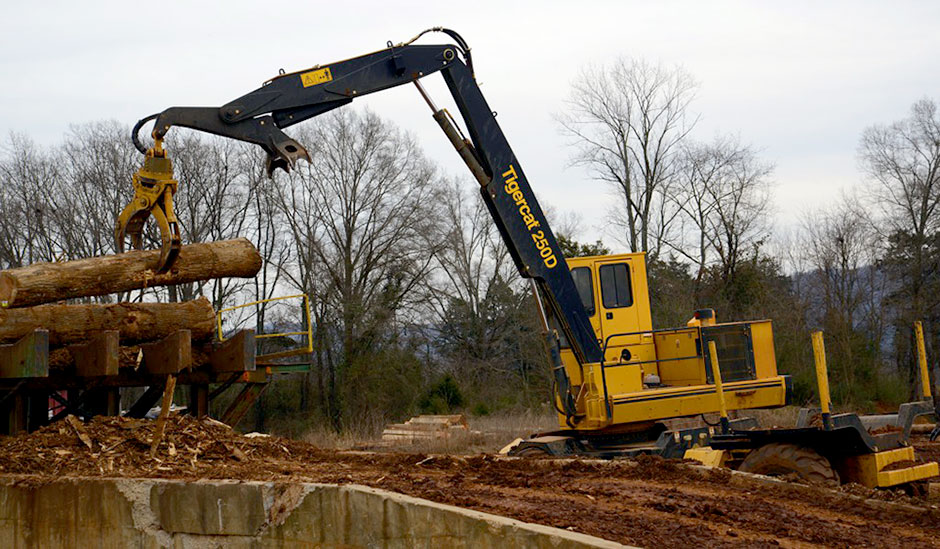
130;28;603;392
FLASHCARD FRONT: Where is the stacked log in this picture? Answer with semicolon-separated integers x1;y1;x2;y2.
0;299;216;345
0;238;261;309
0;239;263;376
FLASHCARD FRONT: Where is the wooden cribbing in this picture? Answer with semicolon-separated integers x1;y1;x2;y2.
69;331;119;377
206;330;256;372
0;238;261;308
0;330;48;379
0;298;216;345
141;330;192;375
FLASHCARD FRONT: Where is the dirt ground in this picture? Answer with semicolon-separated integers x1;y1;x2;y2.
913;433;940;464
1;415;939;548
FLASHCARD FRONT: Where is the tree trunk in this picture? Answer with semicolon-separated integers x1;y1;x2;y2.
0;238;261;308
0;297;216;345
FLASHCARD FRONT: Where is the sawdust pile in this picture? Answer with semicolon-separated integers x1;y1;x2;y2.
0;414;310;478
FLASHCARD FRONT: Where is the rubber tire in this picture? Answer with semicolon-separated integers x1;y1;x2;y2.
510;444;553;457
738;443;840;487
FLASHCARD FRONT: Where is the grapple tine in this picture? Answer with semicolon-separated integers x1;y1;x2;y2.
115;205;150;253
150;189;182;273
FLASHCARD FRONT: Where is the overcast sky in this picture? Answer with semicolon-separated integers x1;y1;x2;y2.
3;1;939;248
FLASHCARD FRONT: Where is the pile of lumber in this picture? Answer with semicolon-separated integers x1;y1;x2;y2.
381;414;471;443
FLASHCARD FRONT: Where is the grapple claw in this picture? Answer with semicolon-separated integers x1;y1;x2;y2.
150;188;182;273
114;144;181;273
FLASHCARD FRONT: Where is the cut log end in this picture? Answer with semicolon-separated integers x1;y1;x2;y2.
0;273;14;308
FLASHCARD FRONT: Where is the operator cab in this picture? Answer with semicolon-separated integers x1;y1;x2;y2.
567;253;655;369
556;252;778;396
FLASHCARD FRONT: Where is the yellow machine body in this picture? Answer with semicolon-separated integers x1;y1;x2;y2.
837;446;940;488
555;252;789;432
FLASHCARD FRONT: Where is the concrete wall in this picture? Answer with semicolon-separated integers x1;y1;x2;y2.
0;477;628;548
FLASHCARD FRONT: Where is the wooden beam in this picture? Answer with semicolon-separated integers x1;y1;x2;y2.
0;238;262;308
0;330;48;379
84;387;121;417
141;330;192;375
3;393;27;435
126;385;165;418
206;330;256;373
0;360;280;392
69;331;119;377
220;383;267;427
188;383;208;418
150;375;177;458
27;390;48;432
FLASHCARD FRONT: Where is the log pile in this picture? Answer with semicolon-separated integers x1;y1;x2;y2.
0;239;268;432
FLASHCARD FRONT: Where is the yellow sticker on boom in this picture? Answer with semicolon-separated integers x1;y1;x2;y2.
300;67;333;87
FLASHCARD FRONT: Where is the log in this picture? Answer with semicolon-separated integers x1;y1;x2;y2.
0;298;216;345
0;238;261;308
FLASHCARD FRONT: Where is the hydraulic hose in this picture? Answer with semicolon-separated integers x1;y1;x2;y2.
131;113;160;154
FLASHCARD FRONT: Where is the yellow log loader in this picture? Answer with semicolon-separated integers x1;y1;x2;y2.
115;28;938;488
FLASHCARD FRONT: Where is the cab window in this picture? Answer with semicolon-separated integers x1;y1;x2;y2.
599;263;633;309
570;267;595;316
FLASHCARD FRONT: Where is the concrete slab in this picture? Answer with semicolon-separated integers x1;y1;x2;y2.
150;480;266;535
0;476;630;548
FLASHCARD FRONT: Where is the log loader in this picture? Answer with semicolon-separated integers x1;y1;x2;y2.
115;28;938;488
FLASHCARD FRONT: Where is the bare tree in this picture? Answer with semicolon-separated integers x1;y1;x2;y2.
669;136;745;285
167;133;254;305
59;122;139;262
0;133;63;267
427;179;551;403
664;136;772;297
860;98;940;381
861;98;940;245
706;144;774;284
240;146;292;331
427;178;514;324
273;109;444;429
426;180;512;378
860;98;940;321
800;195;884;388
557;58;698;254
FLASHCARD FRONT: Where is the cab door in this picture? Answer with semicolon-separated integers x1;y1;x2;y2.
569;265;601;343
555;264;600;388
594;258;654;365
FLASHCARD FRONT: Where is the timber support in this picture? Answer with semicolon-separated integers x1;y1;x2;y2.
0;239;307;432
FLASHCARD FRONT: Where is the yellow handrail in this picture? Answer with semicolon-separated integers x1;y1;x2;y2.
216;294;313;357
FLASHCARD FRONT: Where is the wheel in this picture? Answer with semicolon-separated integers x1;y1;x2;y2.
738;443;839;487
509;443;554;457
